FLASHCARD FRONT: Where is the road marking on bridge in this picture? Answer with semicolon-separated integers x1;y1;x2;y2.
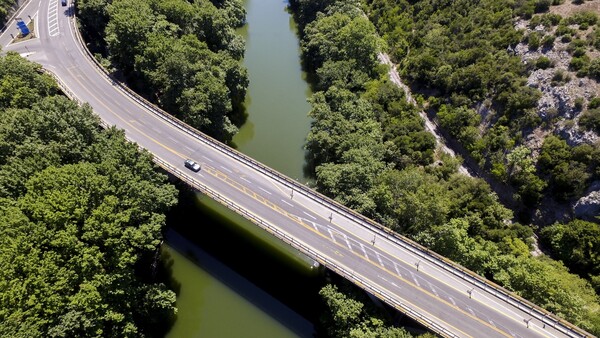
259;187;272;195
489;320;496;327
376;253;384;267
240;177;252;184
303;211;316;220
394;263;401;277
344;236;352;250
410;272;421;287
202;155;214;162
220;165;232;173
280;199;294;207
428;282;439;297
449;296;456;306
359;243;369;259
260;176;521;337
327;228;335;241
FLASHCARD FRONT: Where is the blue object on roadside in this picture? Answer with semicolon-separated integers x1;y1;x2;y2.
16;20;30;36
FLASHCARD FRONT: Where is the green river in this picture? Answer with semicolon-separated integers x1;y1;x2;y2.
162;0;320;337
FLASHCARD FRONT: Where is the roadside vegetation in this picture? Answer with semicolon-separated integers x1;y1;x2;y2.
0;0;16;26
0;52;178;337
76;0;248;142
289;0;600;335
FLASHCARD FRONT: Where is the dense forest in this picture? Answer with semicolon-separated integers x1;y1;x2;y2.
76;0;248;142
289;0;600;335
0;52;178;337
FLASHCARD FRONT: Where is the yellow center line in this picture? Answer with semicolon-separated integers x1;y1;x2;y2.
197;165;474;338
265;180;536;337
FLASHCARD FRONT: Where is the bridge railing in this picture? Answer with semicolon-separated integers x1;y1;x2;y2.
152;157;461;338
66;12;592;338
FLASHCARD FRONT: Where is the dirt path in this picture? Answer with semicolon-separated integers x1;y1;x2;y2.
378;53;472;177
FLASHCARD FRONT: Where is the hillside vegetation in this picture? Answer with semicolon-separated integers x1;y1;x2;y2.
368;0;599;217
290;0;600;335
0;52;178;337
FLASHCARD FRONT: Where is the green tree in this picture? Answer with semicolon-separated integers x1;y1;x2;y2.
106;0;163;72
302;10;382;75
319;284;414;338
540;220;600;277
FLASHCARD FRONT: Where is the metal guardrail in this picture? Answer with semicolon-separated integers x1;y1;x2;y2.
62;10;593;338
152;157;460;338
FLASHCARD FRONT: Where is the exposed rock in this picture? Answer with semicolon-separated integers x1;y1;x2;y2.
573;187;600;222
512;19;600;152
556;122;599;146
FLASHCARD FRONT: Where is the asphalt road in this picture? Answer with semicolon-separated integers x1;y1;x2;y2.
1;2;593;338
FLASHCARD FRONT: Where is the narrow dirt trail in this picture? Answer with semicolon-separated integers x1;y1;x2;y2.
377;53;472;177
378;53;548;255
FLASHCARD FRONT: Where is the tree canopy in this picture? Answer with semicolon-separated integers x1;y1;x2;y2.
80;0;248;142
0;52;178;337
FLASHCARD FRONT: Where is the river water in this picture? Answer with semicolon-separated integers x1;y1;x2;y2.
162;0;319;337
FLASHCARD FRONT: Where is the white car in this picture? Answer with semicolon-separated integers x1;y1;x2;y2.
184;159;201;172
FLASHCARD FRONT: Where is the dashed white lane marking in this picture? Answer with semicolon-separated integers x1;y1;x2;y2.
489;320;495;327
449;296;457;306
467;307;475;317
359;243;368;259
202;155;213;162
196;172;204;178
303;211;316;220
240;177;252;184
220;166;232;173
259;187;272;195
280;199;294;207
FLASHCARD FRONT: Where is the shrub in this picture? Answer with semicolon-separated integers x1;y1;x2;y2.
580;108;600;132
574;97;584;111
588;97;600;109
535;56;553;69
588;58;600;79
542;34;555;48
569;56;588;71
551;69;571;85
528;32;541;50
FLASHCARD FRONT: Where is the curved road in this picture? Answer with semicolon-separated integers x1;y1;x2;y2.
1;2;593;338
